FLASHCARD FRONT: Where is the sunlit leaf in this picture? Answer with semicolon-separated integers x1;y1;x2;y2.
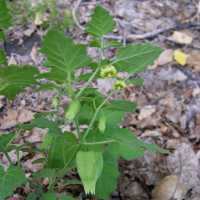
0;0;12;29
47;133;79;169
0;165;26;200
96;150;119;199
0;65;39;99
114;43;162;73
0;132;15;152
41;30;91;82
76;150;103;194
86;5;115;37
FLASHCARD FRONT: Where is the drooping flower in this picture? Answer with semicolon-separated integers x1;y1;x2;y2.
113;80;127;90
100;65;117;78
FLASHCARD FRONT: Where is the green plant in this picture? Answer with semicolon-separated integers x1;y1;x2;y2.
8;0;73;30
0;2;168;199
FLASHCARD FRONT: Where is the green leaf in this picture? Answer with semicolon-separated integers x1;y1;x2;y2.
20;116;62;150
103;110;125;127
128;78;144;86
41;192;56;200
114;43;162;73
106;99;137;112
76;150;103;194
26;192;38;200
0;0;12;29
0;65;39;99
79;88;105;107
77;104;94;124
0;132;15;152
86;5;115;37
77;88;105;124
0;30;5;41
36;82;58;91
96;150;119;199
41;30;91;81
21;117;61;134
47;133;79;169
107;128;168;160
100;100;136;128
0;165;26;200
108;129;145;160
0;49;6;65
33;168;56;179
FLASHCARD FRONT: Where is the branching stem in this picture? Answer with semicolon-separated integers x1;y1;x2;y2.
83;92;113;141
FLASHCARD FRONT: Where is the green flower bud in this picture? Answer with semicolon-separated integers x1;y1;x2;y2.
65;100;80;121
98;114;106;133
100;65;117;78
113;80;127;90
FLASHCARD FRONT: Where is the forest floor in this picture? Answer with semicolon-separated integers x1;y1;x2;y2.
1;0;200;199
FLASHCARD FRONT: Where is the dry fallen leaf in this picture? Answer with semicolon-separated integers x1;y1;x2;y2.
170;31;193;44
8;55;17;65
138;105;156;120
152;175;187;200
154;49;174;67
174;50;188;66
187;51;200;71
0;109;34;130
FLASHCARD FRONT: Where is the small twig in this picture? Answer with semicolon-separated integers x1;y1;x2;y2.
105;22;200;42
170;153;183;200
72;0;85;31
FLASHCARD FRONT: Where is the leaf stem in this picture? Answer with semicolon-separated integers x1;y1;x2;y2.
75;66;100;99
67;72;74;97
82;139;116;146
4;152;12;164
82;92;113;141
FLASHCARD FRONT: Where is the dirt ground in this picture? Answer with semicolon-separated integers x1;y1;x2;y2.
1;0;200;199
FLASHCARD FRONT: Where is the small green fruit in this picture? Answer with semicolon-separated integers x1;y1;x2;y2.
65;100;80;120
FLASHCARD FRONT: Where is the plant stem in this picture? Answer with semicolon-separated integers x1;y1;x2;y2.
5;152;12;164
82;92;113;141
16;147;20;167
74;119;80;139
75;36;105;99
75;66;100;99
67;72;73;97
100;37;105;59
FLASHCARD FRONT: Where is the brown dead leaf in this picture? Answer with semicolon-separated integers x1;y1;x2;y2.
0;109;34;130
22;153;44;172
187;51;200;71
138;105;156;120
8;55;17;65
169;31;193;44
155;49;173;66
152;175;187;200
